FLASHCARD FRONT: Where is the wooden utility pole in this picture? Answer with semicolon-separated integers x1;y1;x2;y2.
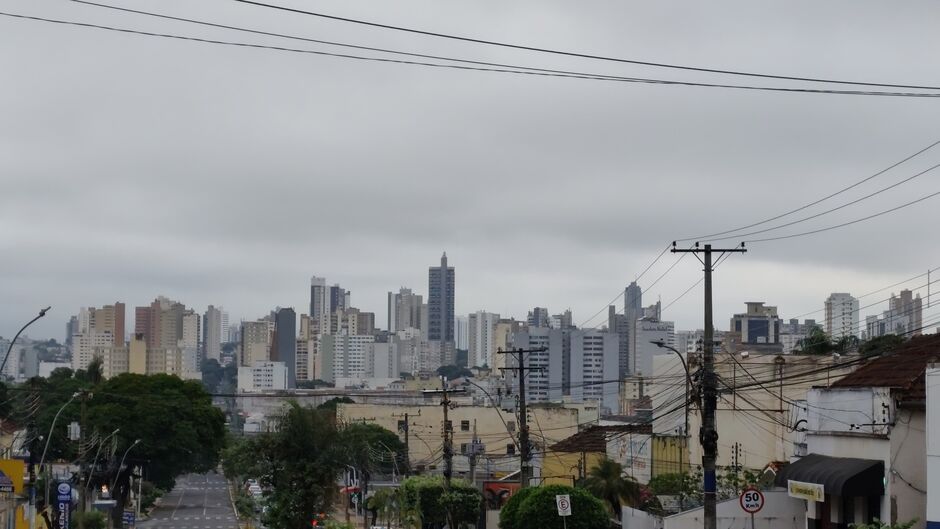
672;242;746;529
497;346;548;488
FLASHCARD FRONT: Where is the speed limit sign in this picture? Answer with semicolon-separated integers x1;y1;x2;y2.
739;487;764;514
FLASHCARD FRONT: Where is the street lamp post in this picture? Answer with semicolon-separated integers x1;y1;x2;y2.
651;340;692;436
110;440;141;493
1;307;51;377
32;391;80;529
84;429;121;501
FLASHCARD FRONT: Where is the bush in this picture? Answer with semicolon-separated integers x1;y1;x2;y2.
139;481;164;511
504;485;608;529
71;511;106;529
499;487;536;529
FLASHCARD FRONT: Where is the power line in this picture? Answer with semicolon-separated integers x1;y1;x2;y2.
578;244;671;328
678;139;940;242
745;190;940;243
706;161;940;242
4;11;940;98
230;0;940;91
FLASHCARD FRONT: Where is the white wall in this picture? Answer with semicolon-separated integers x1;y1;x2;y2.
663;490;804;529
928;367;940;528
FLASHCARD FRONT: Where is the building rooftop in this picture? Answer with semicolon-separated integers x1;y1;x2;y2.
830;333;940;403
549;424;653;453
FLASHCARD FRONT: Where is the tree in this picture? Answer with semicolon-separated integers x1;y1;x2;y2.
223;402;345;529
507;485;608;529
201;359;224;392
317;397;354;411
859;334;904;356
297;379;333;389
436;365;472;380
86;374;227;526
498;487;536;529
398;475;481;529
582;459;641;519
799;326;835;355
340;423;407;476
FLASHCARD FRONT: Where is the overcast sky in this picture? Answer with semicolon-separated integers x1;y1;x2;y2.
3;0;940;340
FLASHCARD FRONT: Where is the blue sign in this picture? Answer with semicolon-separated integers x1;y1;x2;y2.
56;482;71;529
122;510;136;528
0;470;13;493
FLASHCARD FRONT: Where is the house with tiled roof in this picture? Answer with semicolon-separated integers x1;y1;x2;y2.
775;333;940;529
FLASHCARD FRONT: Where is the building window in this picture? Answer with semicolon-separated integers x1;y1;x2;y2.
507;420;516;432
444;420;452;432
461;420;470;431
507;444;516;455
460;443;469;454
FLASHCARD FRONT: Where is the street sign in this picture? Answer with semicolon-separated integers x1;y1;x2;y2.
122;510;136;528
739;487;764;514
555;494;572;517
56;482;72;529
0;470;14;493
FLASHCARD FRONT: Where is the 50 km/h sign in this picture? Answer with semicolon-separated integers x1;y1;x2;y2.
739;487;765;514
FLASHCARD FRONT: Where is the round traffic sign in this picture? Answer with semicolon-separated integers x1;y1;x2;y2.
739;487;764;514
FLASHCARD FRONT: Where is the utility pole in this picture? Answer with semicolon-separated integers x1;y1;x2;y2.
497;346;548;489
441;377;453;489
672;242;746;529
392;410;418;475
78;389;90;529
469;419;478;486
421;382;465;489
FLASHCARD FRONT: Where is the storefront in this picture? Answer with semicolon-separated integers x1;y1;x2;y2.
775;454;885;529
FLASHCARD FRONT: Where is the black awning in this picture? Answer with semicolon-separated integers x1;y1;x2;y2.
774;453;884;497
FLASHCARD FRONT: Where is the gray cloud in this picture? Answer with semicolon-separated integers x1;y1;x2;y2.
3;0;940;339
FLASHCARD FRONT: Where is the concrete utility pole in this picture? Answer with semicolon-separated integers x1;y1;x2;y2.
497;346;548;488
421;382;465;490
672;242;746;529
441;377;454;489
392;410;418;475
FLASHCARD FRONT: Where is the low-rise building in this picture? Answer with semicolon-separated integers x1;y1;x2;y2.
776;334;939;529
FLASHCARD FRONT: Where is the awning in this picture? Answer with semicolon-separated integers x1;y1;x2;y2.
774;454;884;497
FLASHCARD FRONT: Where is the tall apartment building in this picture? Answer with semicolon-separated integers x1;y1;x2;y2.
240;320;271;367
492;319;525;371
388;287;424;332
779;318;818;353
428;253;455;351
203;305;223;362
527;307;549;328
623;281;643;377
321;334;375;382
824;293;859;340
608;307;630;376
455;315;469;351
511;328;620;413
271;308;296;388
70;302;126;371
180;310;201;375
866;289;924;338
468;311;500;368
633;318;676;377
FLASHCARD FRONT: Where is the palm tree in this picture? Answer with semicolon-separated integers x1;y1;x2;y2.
583;458;642;520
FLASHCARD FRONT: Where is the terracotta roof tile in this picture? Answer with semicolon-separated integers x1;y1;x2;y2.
830;334;940;402
549;424;653;453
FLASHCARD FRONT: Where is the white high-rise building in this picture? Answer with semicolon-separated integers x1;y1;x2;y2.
825;293;859;340
634;319;676;377
237;361;288;392
455;315;469;351
71;330;113;371
467;311;499;368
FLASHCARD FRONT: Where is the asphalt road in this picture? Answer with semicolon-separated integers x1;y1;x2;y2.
140;473;238;529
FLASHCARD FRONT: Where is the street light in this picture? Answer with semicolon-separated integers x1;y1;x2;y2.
84;429;121;500
650;340;692;437
110;439;141;493
1;307;51;376
32;391;79;529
